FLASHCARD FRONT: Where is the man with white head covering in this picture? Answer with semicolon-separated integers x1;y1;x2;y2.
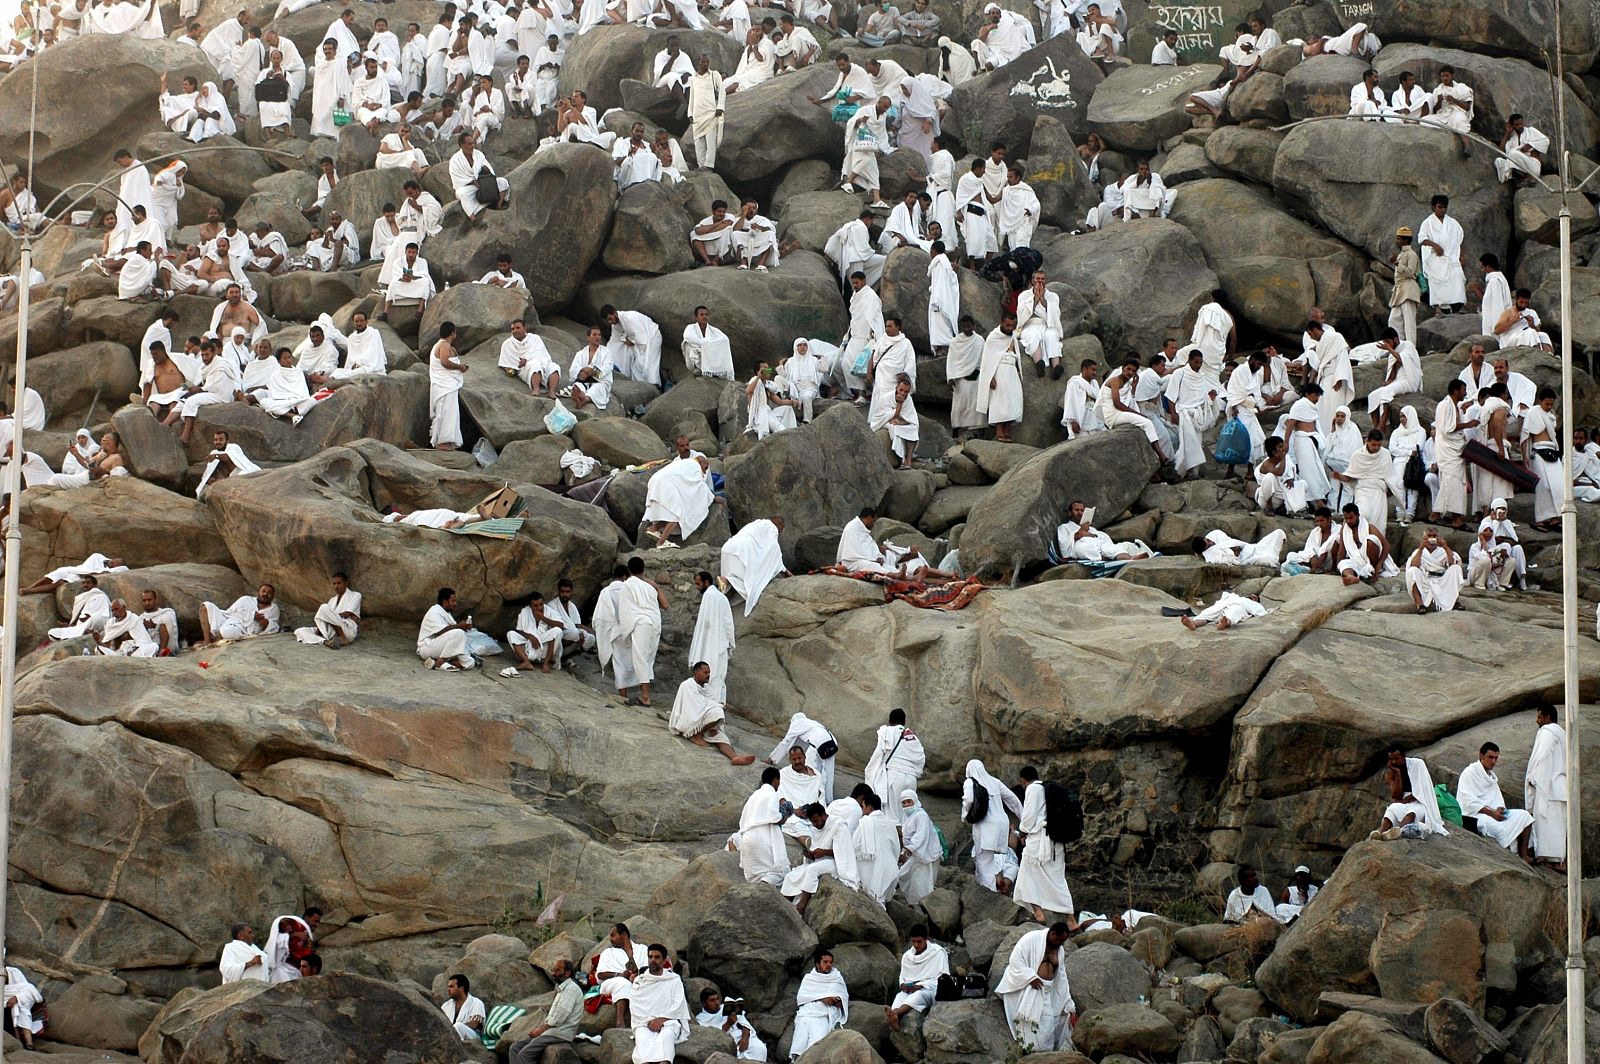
720;516;786;616
262;913;313;982
963;758;1023;891
896;796;942;905
769;711;839;803
972;2;1033;68
219;923;270;984
642;447;714;547
1456;741;1534;861
791;950;849;1059
995;924;1076;1051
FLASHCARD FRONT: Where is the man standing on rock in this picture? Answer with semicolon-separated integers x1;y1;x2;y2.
688;570;735;700
682;52;726;170
427;322;466;450
1526;706;1568;872
994;923;1075;1051
975;311;1023;443
1417;194;1467;313
614;556;667;706
738;767;793;886
864;708;924;823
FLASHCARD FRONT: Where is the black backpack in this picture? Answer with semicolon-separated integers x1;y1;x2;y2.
1403;449;1427;491
964;780;990;824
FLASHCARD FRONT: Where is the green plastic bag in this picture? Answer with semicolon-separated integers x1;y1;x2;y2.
1435;784;1463;826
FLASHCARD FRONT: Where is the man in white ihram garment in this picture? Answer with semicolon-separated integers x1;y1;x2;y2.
450;131;508;224
721;515;786;616
682;306;735;379
642;447;714;547
885;925;947;1032
606;305;665;386
1014;770;1076;923
997;167;1039;250
1189;291;1233;376
864;708;924;824
219;924;270;983
1197;528;1286;567
738;768;791;885
995;924;1076;1051
630;947;691;1064
1526;706;1568;871
1418;195;1467;310
1016;271;1063;379
1455;741;1534;862
1056;500;1151;561
199;584;280;645
791;951;850;1059
1164;347;1220;476
976;312;1024;442
417;587;476;671
768;711;839;803
963;759;1022;891
499;317;560;397
897;792;941;904
428;323;466;449
854;791;901;906
688;569;735;701
824;212;886;287
1373;745;1448;839
293;571;362;648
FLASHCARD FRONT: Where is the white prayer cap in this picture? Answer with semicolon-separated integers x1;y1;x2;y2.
982;3;999;11
1490;497;1508;511
899;789;918;805
1294;864;1310;874
230;326;247;338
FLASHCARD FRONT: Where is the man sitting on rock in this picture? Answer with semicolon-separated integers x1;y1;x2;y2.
669;661;757;764
508;592;564;672
885;924;948;1032
441;973;486;1043
642;442;715;548
696;989;767;1061
508;957;583;1064
1456;741;1535;862
1222;865;1277;923
198;583;280;646
292;571;362;648
1055;500;1152;562
417;587;476;671
1331;502;1395;585
630;945;691;1064
1273;866;1320;924
595;923;650;1029
1371;743;1447;840
792;948;850;1060
781;802;855;914
95;597;157;657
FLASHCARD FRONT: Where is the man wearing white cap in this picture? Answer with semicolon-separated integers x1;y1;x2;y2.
1273;866;1318;923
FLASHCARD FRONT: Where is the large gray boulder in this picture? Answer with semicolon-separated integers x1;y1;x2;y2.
424;144;617;308
1272;121;1511;267
1365;0;1598;69
724;404;894;558
878;247;1006;356
1039;219;1218;357
1166;178;1366;336
138;972;464;1063
419;282;537;353
686;882;818;1011
204;439;617;621
1373;44;1600;158
717;65;843;183
557;25;741;113
1060;941;1152;1014
185;372;429;466
1026;113;1099;229
577;251;847;380
946;33;1105;152
325;168;412;240
27;341;138;427
958;426;1161;579
137;131;273;205
1282;55;1370;119
1255;836;1557;1024
0;36;215;193
604;180;697;275
1087;63;1223;151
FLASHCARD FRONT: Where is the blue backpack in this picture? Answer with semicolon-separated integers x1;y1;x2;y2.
1214;417;1252;465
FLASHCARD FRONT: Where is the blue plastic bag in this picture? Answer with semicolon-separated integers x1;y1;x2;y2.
1214;416;1252;465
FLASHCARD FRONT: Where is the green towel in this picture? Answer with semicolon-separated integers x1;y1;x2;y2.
482;1004;527;1049
446;518;525;539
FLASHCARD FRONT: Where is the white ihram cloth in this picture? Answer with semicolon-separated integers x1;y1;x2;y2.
1342;445;1400;535
333;326;388;378
263;915;309;983
854;809;901;905
1015;780;1075;914
4;966;43;1035
1456;759;1533;850
219;938;270;983
202;595;280;641
294;587;363;645
738;784;789;885
417;603;473;666
310;52;352;138
595;941;649;1002
995;928;1076;1052
1417;211;1467;306
927;254;959;348
721;518;785;616
865;723;925;822
499;333;559;387
42;553;126;584
946;331;984;430
443;994;487;1042
1165;364;1221;473
629;971;691;1064
98;608;157;656
1526;722;1568;861
196;443;260;497
1016;288;1062;366
608;309;662;386
892;942;948;1013
643;456;714;537
612;575;662;686
975;326;1023;424
782;797;860;895
964;759;1023;890
791;968;849;1060
682;322;735;379
897;794;941;903
1056;520;1150;561
260;364;314;419
687;585;735;701
779;763;824;838
570;346;614;409
428;341;465;448
1432;396;1470;516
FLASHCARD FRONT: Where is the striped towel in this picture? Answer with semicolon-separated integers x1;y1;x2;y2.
481;1004;527;1049
446;518;525;539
